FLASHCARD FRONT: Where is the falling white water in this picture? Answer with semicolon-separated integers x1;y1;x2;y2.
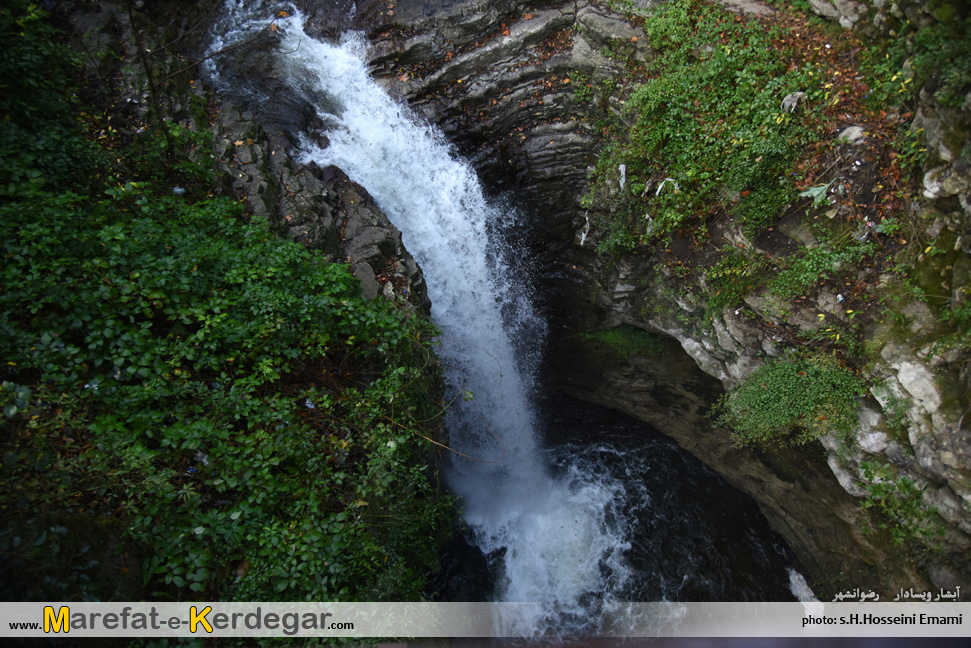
788;569;819;603
207;1;635;633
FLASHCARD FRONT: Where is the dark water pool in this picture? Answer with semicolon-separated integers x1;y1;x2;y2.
432;390;801;604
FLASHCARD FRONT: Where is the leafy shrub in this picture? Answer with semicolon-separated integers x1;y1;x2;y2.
712;354;865;446
863;14;971;109
704;248;768;313
0;0;76;125
0;1;107;198
860;461;943;549
0;183;454;601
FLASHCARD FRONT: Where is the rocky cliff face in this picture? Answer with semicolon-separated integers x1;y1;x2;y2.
358;0;971;595
210;104;432;311
363;0;655;331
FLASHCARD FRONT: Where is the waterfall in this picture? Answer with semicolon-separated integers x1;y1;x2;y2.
207;1;802;635
207;1;636;633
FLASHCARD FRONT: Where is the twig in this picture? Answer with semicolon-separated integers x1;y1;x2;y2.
156;20;280;86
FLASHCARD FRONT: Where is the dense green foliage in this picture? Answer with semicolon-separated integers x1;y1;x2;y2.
712;355;865;447
860;461;944;549
0;0;105;197
0;1;452;602
586;0;825;253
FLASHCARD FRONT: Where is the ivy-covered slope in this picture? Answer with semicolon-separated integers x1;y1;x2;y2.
0;0;453;602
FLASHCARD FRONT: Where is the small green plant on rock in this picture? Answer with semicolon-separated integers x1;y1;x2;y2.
704;247;768;314
892;125;930;181
769;239;876;300
581;324;668;359
872;382;913;446
570;70;594;102
860;461;944;549
862;14;971;110
936;298;971;352
712;354;865;447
